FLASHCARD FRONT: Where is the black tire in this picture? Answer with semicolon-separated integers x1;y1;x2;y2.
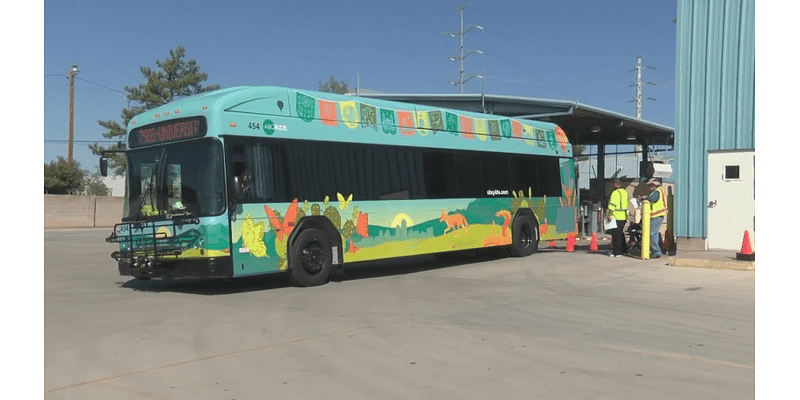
289;228;333;287
509;216;539;257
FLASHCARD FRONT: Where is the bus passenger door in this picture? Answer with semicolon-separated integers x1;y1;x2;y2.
226;140;280;277
229;203;279;277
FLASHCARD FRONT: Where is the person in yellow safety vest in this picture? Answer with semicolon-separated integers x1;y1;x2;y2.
641;178;668;258
605;179;629;257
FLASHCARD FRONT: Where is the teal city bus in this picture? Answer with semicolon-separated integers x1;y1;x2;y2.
102;86;577;286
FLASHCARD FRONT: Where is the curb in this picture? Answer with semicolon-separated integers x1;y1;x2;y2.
667;256;755;271
539;238;755;272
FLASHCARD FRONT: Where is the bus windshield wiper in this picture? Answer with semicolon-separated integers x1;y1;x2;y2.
132;148;166;221
166;208;199;225
155;148;169;214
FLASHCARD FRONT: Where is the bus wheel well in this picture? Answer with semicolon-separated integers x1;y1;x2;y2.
289;216;344;267
513;208;539;234
510;208;539;257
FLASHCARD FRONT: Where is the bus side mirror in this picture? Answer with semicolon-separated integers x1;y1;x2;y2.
100;157;109;177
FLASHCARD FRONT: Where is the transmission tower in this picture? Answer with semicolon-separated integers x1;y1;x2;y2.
441;5;483;93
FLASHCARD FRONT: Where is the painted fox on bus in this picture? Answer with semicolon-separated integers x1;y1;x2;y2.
439;210;469;236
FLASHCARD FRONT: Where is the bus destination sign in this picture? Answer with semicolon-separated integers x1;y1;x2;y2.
130;117;207;148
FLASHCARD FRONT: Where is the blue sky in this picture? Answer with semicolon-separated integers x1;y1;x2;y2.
43;0;677;171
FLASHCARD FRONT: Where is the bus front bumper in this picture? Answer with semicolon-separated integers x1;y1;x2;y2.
117;256;234;279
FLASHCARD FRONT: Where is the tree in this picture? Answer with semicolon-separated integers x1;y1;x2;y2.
45;157;85;194
83;171;110;196
572;144;588;161
318;76;349;94
90;46;220;175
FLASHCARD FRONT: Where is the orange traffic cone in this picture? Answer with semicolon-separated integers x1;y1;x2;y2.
589;233;598;252
736;230;755;261
566;233;575;252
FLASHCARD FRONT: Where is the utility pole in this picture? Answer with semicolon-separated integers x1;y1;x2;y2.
67;64;79;163
631;55;655;119
442;5;483;93
630;56;655;175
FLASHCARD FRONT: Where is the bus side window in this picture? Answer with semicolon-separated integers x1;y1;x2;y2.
455;153;482;198
536;158;562;197
510;155;539;196
423;151;457;199
480;153;511;195
228;141;280;203
230;144;248;199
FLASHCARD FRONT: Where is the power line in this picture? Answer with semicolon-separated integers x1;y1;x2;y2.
74;76;127;95
45;139;121;144
44;74;127;96
45;85;124;96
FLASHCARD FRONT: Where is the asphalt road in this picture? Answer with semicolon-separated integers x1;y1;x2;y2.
44;229;754;399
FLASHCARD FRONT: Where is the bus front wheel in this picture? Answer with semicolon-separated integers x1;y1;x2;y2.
289;228;333;287
509;216;539;257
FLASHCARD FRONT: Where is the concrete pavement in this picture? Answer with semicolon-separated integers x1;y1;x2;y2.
45;229;755;399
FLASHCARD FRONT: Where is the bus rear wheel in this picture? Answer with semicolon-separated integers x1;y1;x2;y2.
289;228;333;287
509;216;539;257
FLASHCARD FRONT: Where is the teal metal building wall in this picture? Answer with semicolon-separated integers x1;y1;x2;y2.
674;0;755;239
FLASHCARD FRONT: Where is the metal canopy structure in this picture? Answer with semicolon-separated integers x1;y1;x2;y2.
356;93;674;149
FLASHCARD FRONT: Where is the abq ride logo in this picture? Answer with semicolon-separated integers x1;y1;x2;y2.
262;119;288;135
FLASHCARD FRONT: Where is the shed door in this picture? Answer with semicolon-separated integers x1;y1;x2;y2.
706;151;755;250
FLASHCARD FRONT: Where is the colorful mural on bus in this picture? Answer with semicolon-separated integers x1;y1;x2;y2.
113;86;577;280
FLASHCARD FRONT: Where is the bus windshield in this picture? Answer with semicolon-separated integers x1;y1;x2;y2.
124;138;225;220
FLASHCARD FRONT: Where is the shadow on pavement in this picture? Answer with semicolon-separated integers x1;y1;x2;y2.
117;274;290;295
116;248;513;295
